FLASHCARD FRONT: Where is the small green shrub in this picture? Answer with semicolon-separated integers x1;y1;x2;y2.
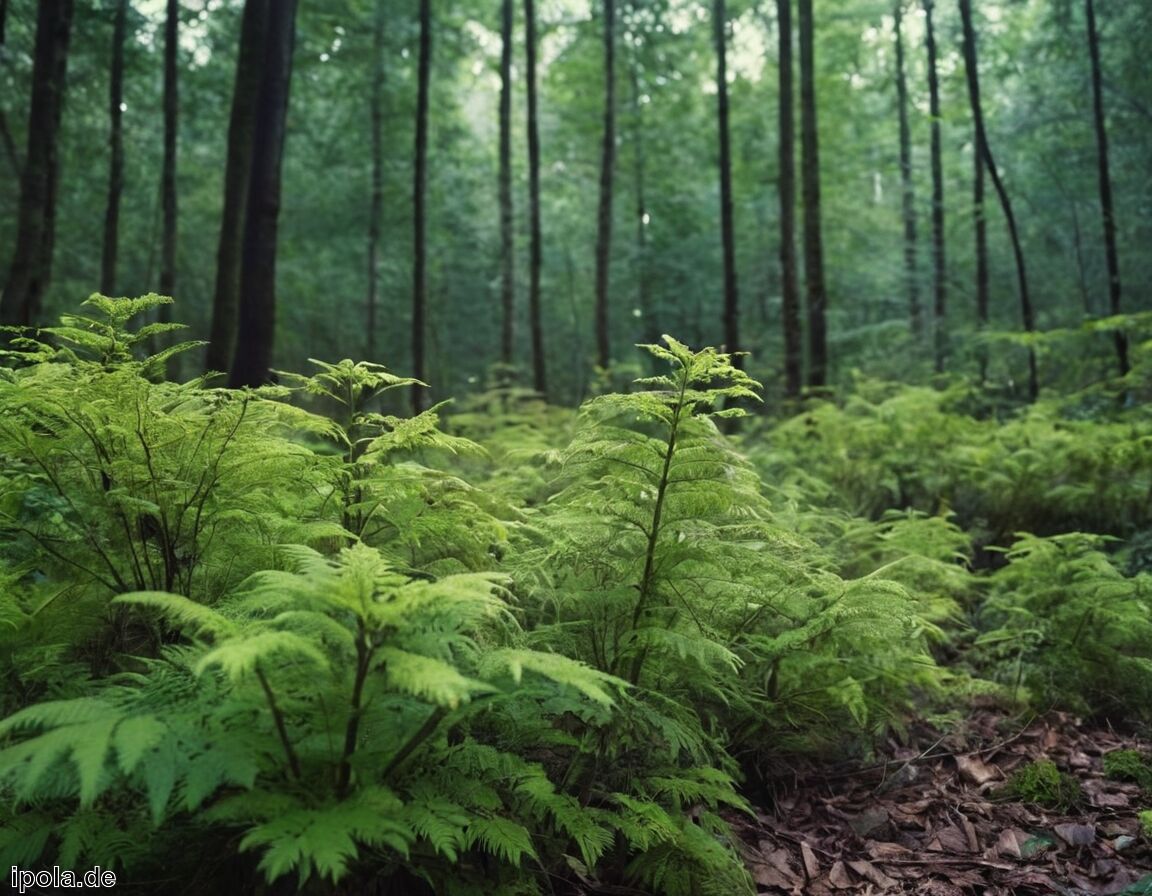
1002;759;1082;811
1104;750;1152;790
975;532;1152;722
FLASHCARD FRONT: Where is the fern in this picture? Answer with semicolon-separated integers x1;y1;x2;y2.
976;532;1152;720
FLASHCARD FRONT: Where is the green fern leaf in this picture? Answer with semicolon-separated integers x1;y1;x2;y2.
465;815;538;867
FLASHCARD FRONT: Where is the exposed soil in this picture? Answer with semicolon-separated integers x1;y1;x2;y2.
733;711;1152;895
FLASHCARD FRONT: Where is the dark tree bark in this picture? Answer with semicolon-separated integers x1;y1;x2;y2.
974;123;989;382
366;0;385;360
0;0;21;179
593;0;616;371
958;0;1037;401
206;0;268;373
798;0;827;389
626;31;656;354
498;0;514;367
714;0;741;368
227;0;299;388
411;0;431;412
923;0;946;372
1085;0;1128;377
0;0;74;329
778;0;801;399
524;0;546;395
893;0;921;337
100;0;127;296
159;0;178;318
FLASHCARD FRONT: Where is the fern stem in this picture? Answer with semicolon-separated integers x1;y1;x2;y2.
380;705;447;781
336;624;373;798
255;664;302;781
623;368;689;685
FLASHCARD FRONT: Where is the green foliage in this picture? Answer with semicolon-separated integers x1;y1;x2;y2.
1002;759;1082;812
0;295;333;687
8;306;1141;893
0;542;627;889
277;357;512;575
976;533;1152;722
1141;811;1152;839
1103;750;1152;791
751;378;1152;541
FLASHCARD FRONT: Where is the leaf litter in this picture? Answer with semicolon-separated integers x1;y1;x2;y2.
732;711;1152;895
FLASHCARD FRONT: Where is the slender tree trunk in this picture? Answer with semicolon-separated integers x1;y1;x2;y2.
923;0;946;372
498;0;514;367
0;0;74;329
798;0;827;389
227;0;299;388
778;0;801;399
411;0;432;412
0;0;21;179
206;0;267;373
627;40;655;352
366;0;385;360
893;0;921;337
100;0;127;296
1085;0;1127;377
958;0;1036;401
524;0;546;395
974;123;989;382
159;0;178;358
593;0;616;371
714;0;741;368
1068;199;1092;316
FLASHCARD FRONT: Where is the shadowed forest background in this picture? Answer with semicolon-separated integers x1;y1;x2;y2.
2;0;1149;400
2;2;1152;895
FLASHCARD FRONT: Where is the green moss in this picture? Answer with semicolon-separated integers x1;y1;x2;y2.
1104;750;1152;790
1003;760;1082;812
1140;810;1152;839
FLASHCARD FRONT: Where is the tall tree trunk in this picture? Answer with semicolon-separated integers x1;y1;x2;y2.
714;0;741;368
893;0;921;337
593;0;616;371
958;0;1036;401
158;0;178;366
411;0;431;412
524;0;546;395
0;0;73;329
366;0;385;360
923;0;946;372
0;0;21;179
206;0;268;373
498;0;514;367
160;0;177;299
974;123;988;382
227;0;299;388
798;0;827;389
100;0;127;296
778;0;801;399
1085;0;1127;378
626;37;655;353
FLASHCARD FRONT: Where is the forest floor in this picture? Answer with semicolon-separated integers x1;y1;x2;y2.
731;710;1152;896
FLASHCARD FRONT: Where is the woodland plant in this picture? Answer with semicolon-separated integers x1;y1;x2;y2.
274;358;512;575
975;532;1152;722
0;296;334;690
0;543;630;892
519;337;936;788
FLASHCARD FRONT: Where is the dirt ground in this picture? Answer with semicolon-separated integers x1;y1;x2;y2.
734;711;1152;895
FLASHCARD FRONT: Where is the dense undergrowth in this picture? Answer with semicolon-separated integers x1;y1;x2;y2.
1;296;1150;894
